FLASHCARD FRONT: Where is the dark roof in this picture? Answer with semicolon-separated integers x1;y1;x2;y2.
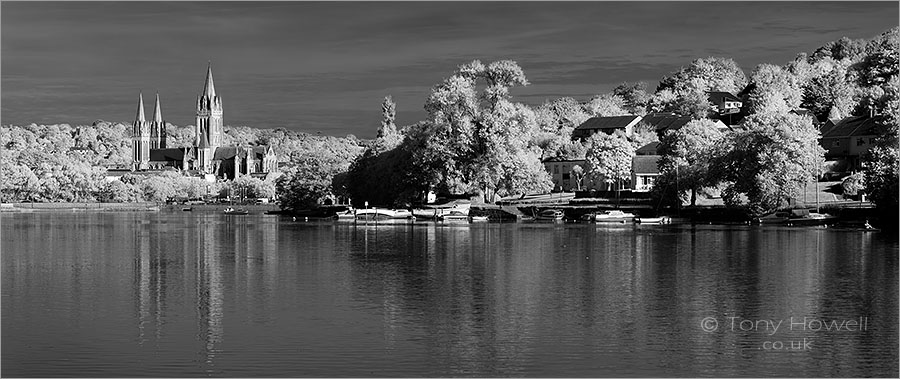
149;148;186;162
212;145;273;160
819;119;838;136
635;142;660;155
821;116;885;138
213;146;240;160
575;115;641;131
632;155;660;175
639;113;693;133
707;91;741;103
542;158;586;163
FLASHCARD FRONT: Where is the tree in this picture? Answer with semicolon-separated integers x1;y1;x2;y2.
862;76;899;213
584;132;634;192
276;155;343;211
747;64;804;115
584;94;629;117
657;119;725;206
715;113;825;215
371;96;403;154
657;57;748;95
414;59;550;201
613;82;652;115
571;164;585;191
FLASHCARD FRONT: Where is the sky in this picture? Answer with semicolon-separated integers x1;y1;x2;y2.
2;1;898;138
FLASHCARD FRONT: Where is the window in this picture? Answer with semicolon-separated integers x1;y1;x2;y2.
554;165;559;174
562;173;571;180
857;138;865;146
832;140;841;147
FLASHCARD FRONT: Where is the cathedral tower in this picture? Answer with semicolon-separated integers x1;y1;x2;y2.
132;93;150;170
195;63;223;173
150;93;167;149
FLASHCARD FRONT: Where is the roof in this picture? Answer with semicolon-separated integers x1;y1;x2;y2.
635;142;660;155
542;158;586;164
638;113;693;133
212;145;273;160
632;155;660;175
149;148;186;162
202;63;216;98
707;91;741;103
575;115;642;131
135;93;146;123
819;119;838;136
821;116;885;138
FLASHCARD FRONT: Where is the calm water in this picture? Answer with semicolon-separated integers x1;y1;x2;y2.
2;212;898;377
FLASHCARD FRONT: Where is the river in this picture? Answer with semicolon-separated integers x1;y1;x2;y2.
2;212;897;377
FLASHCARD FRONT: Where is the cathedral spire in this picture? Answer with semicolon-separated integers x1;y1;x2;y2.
202;62;216;98
135;92;146;123
152;92;163;122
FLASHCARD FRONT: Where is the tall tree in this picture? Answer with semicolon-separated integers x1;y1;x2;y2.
584;132;634;192
415;59;550;201
657;119;725;206
715;113;825;215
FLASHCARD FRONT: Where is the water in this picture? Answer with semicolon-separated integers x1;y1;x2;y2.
2;212;897;377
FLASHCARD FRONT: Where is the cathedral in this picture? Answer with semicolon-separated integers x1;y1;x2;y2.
131;64;277;180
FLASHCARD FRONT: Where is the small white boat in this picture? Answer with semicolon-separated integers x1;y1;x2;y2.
535;209;564;221
592;210;635;223
336;207;413;221
469;215;489;222
438;211;470;222
636;216;671;224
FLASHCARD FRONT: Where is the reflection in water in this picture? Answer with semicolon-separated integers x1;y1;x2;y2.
2;213;898;377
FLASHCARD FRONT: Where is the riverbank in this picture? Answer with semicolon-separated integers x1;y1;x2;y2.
1;202;161;212
1;202;282;213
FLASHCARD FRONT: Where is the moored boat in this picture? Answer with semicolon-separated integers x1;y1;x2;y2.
182;207;193;212
335;207;414;221
224;207;249;215
786;209;837;226
469;215;489;222
535;209;564;221
437;211;469;222
636;216;671;224
592;210;635;223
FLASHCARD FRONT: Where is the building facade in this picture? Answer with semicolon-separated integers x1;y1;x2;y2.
131;64;277;179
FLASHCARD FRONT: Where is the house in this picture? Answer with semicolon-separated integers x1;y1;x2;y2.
819;115;885;170
707;91;742;115
572;115;642;140
635;141;660;156
631;155;661;192
542;158;587;191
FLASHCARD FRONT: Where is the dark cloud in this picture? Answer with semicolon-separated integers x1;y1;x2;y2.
2;1;897;138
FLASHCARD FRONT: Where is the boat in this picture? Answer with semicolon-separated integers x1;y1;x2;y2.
412;202;471;220
437;211;470;222
335;207;414;221
535;209;564;221
469;215;489;222
753;211;790;224
786;209;837;226
182;207;193;212
636;216;671;224
591;210;635;223
224;207;249;215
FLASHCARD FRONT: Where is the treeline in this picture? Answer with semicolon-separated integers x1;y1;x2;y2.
275;27;897;216
0;121;364;203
